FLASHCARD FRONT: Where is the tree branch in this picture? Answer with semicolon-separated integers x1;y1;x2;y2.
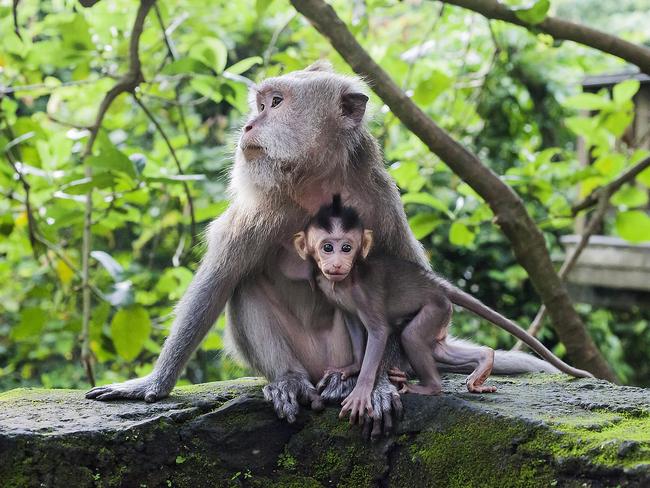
12;0;22;41
439;0;650;76
78;0;156;387
572;156;650;215
153;4;192;145
132;94;197;251
513;192;610;350
290;0;616;380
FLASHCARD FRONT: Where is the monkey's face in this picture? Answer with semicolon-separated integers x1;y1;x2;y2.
236;63;369;186
294;225;373;283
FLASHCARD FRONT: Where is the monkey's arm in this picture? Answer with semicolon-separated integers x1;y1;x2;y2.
339;294;390;424
87;208;274;402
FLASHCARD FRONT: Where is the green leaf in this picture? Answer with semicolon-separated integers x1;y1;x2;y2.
413;70;452;106
110;305;152;361
638;166;650;188
189;38;228;74
603;110;634;138
613;80;640;104
401;192;452;217
611;185;648;208
11;307;48;340
449;221;475;247
161;57;212;76
189;75;223;103
87;145;137;179
408;213;440;240
389;161;425;192
564;116;596;138
615;210;650;243
226;57;262;75
593;153;625;177
256;0;275;17
513;0;550;24
563;93;611;111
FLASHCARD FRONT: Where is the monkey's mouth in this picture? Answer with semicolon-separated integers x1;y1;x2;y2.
240;143;265;158
325;272;348;282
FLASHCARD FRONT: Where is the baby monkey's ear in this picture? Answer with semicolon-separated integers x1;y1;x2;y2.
293;231;309;260
361;230;373;259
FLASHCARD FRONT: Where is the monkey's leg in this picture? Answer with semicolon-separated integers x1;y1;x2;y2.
228;279;327;422
399;303;448;395
432;339;497;393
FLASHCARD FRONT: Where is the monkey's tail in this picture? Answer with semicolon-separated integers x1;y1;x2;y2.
446;287;594;379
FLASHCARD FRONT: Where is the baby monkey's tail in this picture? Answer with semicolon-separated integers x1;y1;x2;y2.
446;287;594;379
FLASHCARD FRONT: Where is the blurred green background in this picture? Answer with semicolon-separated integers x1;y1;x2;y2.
1;0;650;392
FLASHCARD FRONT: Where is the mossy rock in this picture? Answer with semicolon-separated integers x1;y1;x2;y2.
1;374;649;487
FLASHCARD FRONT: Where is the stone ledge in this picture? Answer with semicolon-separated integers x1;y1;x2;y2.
1;375;649;487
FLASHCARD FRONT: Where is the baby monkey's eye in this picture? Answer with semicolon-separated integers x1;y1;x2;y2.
323;243;334;253
271;96;283;108
260;103;265;111
341;244;352;253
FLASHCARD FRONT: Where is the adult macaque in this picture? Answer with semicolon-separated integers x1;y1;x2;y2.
294;195;592;422
87;62;570;437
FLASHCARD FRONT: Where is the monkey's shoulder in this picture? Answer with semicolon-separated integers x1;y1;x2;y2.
363;255;432;279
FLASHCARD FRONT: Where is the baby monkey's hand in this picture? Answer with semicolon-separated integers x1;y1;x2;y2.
324;363;360;380
340;385;373;424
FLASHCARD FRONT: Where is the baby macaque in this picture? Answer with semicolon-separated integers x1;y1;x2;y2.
294;195;592;423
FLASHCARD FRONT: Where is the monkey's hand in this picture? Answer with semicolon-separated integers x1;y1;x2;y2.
363;376;403;440
316;370;356;402
340;384;374;425
85;374;171;403
323;363;360;380
387;366;409;390
262;372;324;424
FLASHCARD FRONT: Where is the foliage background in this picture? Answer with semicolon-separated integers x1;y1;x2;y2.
1;0;650;392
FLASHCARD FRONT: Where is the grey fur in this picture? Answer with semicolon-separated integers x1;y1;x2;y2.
87;63;559;431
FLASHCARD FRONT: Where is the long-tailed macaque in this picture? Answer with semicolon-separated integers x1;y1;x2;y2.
87;61;569;437
293;195;592;423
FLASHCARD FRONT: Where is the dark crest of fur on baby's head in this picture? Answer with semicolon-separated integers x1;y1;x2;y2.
309;194;363;232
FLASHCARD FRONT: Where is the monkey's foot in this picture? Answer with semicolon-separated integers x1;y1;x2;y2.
323;363;360;380
465;348;496;394
398;382;442;396
85;375;171;403
340;385;374;425
262;372;323;424
388;367;408;388
316;370;356;402
467;383;497;393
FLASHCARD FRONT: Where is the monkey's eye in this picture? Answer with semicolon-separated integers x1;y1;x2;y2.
271;96;283;108
322;243;334;253
259;103;265;111
341;244;352;253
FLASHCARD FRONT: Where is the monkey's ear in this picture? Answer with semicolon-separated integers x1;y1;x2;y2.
341;92;368;126
293;232;309;260
361;230;373;259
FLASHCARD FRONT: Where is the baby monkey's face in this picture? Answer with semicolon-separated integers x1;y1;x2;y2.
294;222;373;283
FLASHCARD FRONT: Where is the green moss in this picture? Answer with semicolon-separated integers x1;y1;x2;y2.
526;410;650;468
390;414;555;488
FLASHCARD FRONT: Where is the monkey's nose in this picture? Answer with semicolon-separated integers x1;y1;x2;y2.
244;124;253;132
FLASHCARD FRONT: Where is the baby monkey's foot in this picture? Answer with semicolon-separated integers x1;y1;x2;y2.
465;348;496;394
324;363;360;380
388;367;408;389
340;385;373;425
398;382;442;396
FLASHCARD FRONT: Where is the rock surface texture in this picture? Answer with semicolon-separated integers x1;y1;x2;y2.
1;374;650;487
